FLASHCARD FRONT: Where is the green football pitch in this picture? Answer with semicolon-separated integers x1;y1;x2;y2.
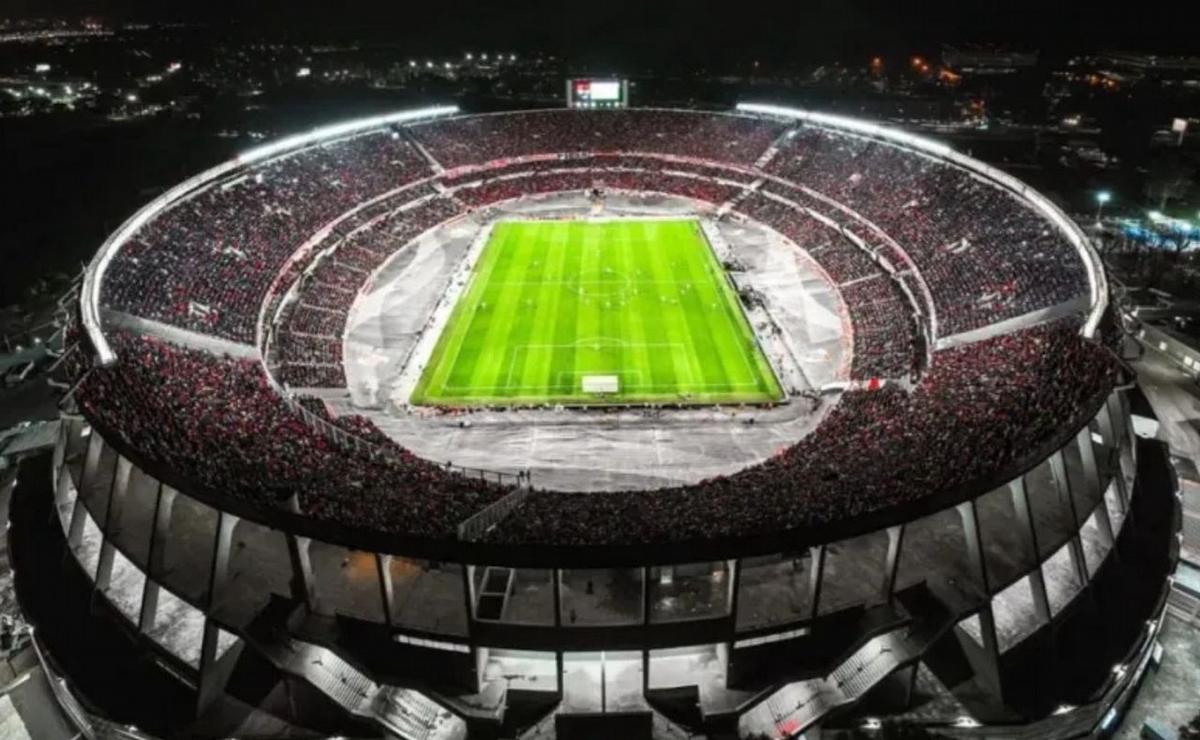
410;219;784;407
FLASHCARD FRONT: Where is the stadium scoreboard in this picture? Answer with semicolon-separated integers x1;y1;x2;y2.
567;79;629;109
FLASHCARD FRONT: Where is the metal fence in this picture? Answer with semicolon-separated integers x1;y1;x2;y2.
457;486;533;541
281;392;526;489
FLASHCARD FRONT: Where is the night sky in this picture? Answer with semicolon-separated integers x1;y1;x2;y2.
8;1;1200;65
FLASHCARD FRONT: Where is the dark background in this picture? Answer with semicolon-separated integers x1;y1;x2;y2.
3;1;1200;311
8;1;1200;65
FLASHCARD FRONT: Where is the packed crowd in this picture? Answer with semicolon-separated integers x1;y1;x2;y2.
455;171;600;207
441;154;758;188
736;194;918;379
410;109;787;169
75;317;1116;547
78;330;508;537
272;196;464;388
486;319;1118;545
841;278;920;379
101;131;433;343
452;164;743;208
765;127;1089;335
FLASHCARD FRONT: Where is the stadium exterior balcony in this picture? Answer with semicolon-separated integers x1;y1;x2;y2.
17;384;1177;738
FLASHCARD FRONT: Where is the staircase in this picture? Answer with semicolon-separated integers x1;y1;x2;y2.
403;128;446;175
736;627;915;739
717;179;763;218
256;636;467;740
753;126;798;170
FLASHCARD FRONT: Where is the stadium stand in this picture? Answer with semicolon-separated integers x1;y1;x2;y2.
101;132;433;343
764;127;1088;334
74;318;1116;545
78;329;507;537
80;107;1110;547
409;109;788;168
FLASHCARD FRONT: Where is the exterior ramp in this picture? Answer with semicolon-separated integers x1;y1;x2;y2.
736;627;913;739
253;635;467;740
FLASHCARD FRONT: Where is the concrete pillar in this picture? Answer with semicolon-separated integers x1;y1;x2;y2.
1066;536;1089;588
883;525;905;602
205;511;239;613
54;465;75;528
1119;393;1136;458
199;509;245;711
1008;478;1051;622
642;649;650;695
197;618;242;714
1048;450;1090;585
282;495;317;611
1049;450;1081;531
727;559;740;621
107;456;133;530
601;651;607;712
969;604;1003;697
463;564;478;620
81;431;103;483
1113;465;1131;513
94;455;133;592
556;651;565;697
284;534;318;612
139;483;176;632
903;662;919;709
52;418;66;472
555;569;564;627
1119;440;1137;495
1090;495;1117;552
1096;400;1119;451
957;500;991;598
1075;427;1102;506
63;418;87;463
1109;393;1127;446
377;555;395;627
197;620;223;709
67;495;89;552
460;564;477;642
809;545;826;620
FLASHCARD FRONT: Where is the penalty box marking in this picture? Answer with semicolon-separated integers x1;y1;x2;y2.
436;338;763;394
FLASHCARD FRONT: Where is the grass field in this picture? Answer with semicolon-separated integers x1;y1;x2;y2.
410;219;784;407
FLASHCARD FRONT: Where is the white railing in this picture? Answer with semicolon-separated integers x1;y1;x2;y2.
736;102;1109;339
457;486;533;541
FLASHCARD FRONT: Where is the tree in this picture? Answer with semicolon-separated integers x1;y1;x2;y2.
1143;155;1197;211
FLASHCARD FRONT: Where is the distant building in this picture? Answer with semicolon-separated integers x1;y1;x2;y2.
1135;314;1200;381
1093;52;1200;73
941;44;1039;73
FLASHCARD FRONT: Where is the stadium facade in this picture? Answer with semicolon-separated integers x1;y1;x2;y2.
10;105;1181;739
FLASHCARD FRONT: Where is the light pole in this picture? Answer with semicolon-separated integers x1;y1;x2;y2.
1095;190;1112;225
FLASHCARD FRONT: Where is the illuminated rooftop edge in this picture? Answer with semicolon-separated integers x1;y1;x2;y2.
736;102;1108;339
79;105;459;366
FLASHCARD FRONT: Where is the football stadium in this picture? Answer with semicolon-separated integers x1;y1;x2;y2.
10;103;1181;740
